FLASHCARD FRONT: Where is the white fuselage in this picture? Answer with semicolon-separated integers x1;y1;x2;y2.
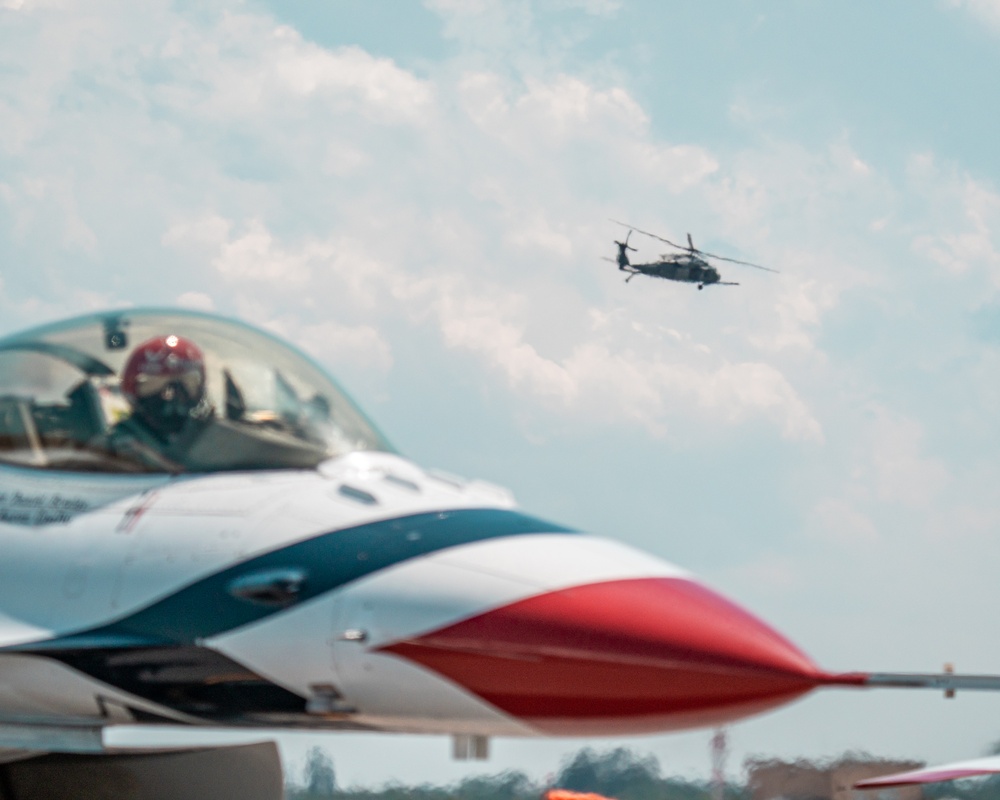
0;451;824;744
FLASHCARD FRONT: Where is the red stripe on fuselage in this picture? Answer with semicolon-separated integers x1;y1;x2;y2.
380;577;823;735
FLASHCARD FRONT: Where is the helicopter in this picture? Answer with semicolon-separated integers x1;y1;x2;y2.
606;220;778;289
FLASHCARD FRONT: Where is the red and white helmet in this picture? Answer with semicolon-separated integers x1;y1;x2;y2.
121;335;206;406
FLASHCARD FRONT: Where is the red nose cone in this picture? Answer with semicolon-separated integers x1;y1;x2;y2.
381;578;822;735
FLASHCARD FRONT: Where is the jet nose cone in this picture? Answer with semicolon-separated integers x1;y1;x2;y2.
383;577;820;735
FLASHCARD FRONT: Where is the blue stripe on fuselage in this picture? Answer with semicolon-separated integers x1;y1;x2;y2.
14;508;574;649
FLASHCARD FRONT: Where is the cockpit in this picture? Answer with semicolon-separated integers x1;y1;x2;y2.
0;309;392;473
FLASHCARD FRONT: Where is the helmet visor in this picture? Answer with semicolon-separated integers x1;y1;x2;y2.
132;369;203;400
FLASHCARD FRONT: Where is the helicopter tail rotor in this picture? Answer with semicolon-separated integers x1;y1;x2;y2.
614;230;637;251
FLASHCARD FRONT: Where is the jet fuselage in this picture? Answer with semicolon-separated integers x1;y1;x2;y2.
0;450;824;739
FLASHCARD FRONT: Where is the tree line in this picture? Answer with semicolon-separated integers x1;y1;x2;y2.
287;747;744;800
287;745;1000;800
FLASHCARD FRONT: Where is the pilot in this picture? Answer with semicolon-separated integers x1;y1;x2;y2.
101;335;213;471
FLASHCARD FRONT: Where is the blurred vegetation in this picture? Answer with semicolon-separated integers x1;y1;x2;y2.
287;747;742;800
288;743;1000;800
555;748;743;800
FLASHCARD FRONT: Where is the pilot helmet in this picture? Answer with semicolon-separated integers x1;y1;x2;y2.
121;335;206;435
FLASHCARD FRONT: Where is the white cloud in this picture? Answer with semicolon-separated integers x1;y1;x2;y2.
807;497;880;549
458;71;652;148
460;75;719;195
162;214;232;252
625;141;719;191
164;214;393;311
427;0;536;55
0;0;55;9
909;156;1000;289
515;75;647;137
830;140;872;177
504;216;573;257
212;219;314;285
435;288;579;401
176;291;215;311
266;317;394;376
555;0;620;13
821;410;952;521
270;36;434;119
151;14;433;126
427;277;822;440
322;140;370;176
713;553;805;598
946;0;1000;30
869;412;951;507
1;175;97;253
750;275;842;353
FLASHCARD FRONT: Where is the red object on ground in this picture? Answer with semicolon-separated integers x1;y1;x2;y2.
545;789;617;800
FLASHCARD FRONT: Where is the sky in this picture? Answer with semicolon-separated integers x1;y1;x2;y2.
4;0;1000;788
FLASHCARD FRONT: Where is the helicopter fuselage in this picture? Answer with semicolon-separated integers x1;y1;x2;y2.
622;254;722;287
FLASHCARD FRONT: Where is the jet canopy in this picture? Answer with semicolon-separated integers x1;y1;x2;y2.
0;309;392;474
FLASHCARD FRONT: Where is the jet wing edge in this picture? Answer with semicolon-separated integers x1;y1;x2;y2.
855;756;1000;788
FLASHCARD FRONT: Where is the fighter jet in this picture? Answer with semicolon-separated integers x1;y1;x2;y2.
0;308;993;799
